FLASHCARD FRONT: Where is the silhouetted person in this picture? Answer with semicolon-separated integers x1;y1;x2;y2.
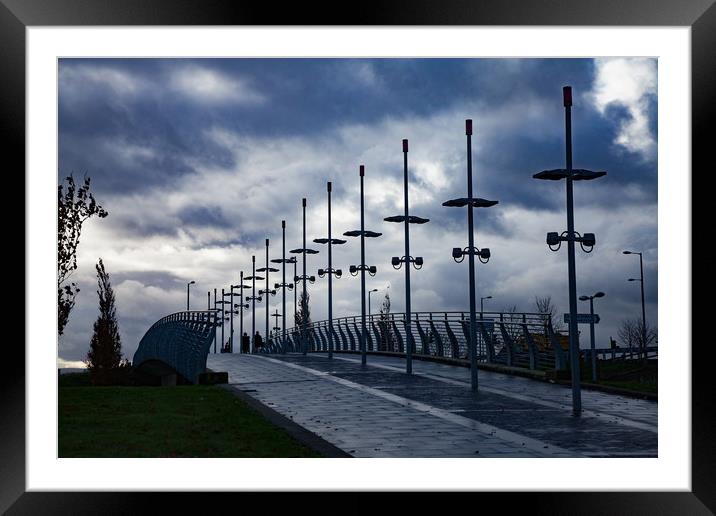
255;331;263;350
242;332;250;353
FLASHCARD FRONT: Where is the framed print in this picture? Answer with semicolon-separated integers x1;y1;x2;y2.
4;0;711;512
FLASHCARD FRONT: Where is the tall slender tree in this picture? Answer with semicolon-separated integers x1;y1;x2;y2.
378;291;393;351
295;290;311;352
58;174;108;335
85;259;124;385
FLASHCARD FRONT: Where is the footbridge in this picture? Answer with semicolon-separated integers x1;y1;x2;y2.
264;311;569;373
133;309;220;384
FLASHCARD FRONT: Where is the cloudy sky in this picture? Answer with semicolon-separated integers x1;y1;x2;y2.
57;58;658;367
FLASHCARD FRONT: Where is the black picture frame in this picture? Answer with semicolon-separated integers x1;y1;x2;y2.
4;0;711;512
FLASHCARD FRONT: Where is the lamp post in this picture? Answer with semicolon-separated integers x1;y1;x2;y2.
315;181;346;360
345;165;382;366
384;139;429;375
368;288;379;316
290;198;318;355
245;255;264;353
271;309;282;348
231;272;251;353
480;295;492;316
579;291;605;382
533;86;607;417
186;280;195;311
443;119;497;392
222;289;236;352
623;250;647;363
272;221;295;354
257;238;278;348
213;288;217;353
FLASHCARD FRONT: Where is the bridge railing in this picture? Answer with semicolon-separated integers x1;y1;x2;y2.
133;309;221;384
262;311;572;372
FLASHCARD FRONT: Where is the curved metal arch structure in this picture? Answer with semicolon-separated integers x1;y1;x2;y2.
133;309;220;384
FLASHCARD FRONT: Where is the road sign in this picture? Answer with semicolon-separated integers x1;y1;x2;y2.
476;318;495;332
564;313;600;324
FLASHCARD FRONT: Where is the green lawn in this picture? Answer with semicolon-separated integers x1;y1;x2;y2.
581;359;658;395
59;375;322;457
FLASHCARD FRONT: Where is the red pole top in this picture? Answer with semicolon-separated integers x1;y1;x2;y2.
563;86;572;107
466;119;473;135
282;220;285;229
302;198;306;207
402;139;408;152
327;181;332;192
359;165;364;177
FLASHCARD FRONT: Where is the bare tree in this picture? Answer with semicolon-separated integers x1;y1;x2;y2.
501;304;523;343
58;175;108;335
618;317;657;354
534;295;564;332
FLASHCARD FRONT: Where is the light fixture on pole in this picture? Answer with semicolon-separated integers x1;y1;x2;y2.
443;119;498;392
384;139;429;375
623;250;648;363
272;220;295;354
579;291;605;382
480;295;492;315
345;165;383;366
314;181;346;360
533;86;607;416
213;288;217;353
271;309;282;346
244;255;264;354
257;238;278;348
290;198;319;355
231;272;251;354
222;288;236;352
186;280;195;311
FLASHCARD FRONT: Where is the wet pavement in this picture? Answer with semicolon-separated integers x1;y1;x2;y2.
207;352;657;458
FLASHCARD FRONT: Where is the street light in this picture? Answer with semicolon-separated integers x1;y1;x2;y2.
533;86;607;417
368;288;379;316
480;295;492;315
579;291;605;382
231;272;251;353
443;119;498;392
345;165;383;366
290;198;319;354
245;255;264;353
623;250;647;363
186;280;195;311
314;181;346;360
272;220;295;354
384;139;429;375
257;238;278;349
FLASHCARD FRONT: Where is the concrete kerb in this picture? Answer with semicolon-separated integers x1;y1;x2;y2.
218;383;352;458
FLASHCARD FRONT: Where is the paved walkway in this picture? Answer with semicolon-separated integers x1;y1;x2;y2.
207;352;657;458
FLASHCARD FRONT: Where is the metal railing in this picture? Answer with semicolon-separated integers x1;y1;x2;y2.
133;309;221;383
262;311;572;372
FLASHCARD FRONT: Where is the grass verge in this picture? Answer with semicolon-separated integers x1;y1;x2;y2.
59;373;322;457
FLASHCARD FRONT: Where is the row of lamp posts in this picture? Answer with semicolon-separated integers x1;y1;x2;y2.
181;86;659;418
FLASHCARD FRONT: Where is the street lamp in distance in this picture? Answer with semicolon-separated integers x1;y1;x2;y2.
187;280;196;311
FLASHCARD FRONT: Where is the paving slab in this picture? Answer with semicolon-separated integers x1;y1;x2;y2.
207;352;657;458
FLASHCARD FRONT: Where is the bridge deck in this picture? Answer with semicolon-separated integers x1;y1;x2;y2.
207;352;657;458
